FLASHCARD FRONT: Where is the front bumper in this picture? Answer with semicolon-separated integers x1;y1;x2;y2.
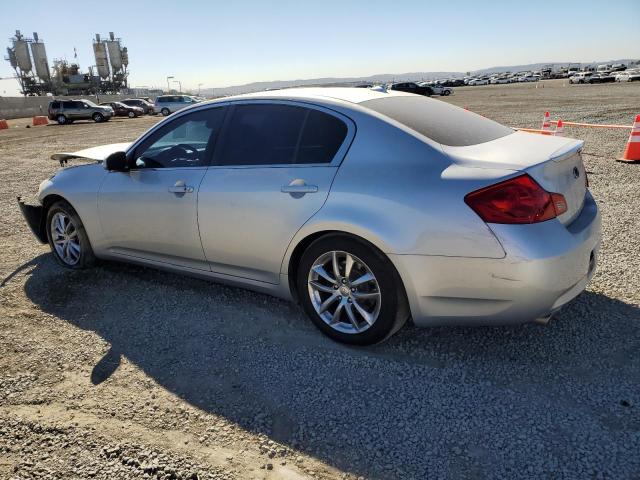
391;191;601;327
17;197;47;244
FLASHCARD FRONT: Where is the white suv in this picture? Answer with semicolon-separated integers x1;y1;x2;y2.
154;95;200;116
570;72;593;84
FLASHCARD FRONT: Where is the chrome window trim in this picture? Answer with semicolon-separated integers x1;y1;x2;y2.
126;99;356;170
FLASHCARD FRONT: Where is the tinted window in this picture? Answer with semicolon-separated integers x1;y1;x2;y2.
297;109;348;164
218;104;306;166
50;101;60;108
133;107;226;168
361;96;513;146
70;101;85;108
156;97;167;103
61;101;75;108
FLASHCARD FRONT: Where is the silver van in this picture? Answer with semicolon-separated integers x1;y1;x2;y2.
154;95;199;116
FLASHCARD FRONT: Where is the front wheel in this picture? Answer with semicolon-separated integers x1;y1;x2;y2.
443;90;451;96
46;200;95;269
128;111;135;118
92;112;104;123
56;114;67;125
161;108;170;116
297;235;408;345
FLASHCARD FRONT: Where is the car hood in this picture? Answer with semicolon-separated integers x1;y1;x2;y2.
51;142;131;164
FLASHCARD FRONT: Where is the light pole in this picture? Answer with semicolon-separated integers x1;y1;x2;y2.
198;83;203;96
173;80;182;93
166;75;174;93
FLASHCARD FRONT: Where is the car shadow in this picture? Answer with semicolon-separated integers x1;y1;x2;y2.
15;253;640;479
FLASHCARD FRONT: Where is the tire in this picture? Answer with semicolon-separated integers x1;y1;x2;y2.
56;114;67;125
296;234;409;345
443;90;451;96
161;108;170;116
92;112;104;123
128;111;135;118
46;200;96;269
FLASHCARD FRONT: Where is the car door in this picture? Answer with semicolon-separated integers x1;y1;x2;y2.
97;105;227;270
198;101;355;284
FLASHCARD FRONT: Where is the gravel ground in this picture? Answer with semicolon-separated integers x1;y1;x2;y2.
1;80;639;479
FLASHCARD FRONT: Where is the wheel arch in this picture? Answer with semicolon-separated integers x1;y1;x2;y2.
284;228;409;312
40;193;91;245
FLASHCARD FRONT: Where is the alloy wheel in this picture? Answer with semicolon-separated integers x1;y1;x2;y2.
50;212;81;266
307;251;381;334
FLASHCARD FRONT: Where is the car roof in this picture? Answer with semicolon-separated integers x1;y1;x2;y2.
211;87;414;106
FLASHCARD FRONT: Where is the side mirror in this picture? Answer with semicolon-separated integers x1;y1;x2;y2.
105;151;128;171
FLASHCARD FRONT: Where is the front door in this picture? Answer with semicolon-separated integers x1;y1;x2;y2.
97;106;227;270
198;102;354;284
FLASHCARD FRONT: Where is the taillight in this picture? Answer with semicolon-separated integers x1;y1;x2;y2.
464;174;567;224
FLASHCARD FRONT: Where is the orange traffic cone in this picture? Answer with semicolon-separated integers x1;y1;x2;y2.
619;114;640;163
554;119;564;137
541;111;552;135
0;119;8;130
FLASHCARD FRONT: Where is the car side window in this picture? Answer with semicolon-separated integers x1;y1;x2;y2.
217;104;348;166
297;109;348;164
132;107;226;169
217;104;306;166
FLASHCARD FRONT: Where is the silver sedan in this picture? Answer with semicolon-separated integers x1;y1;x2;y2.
19;88;601;345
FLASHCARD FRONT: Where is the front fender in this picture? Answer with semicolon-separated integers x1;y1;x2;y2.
37;163;108;253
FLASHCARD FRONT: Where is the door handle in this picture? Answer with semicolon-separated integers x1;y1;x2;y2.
281;179;318;194
168;180;194;194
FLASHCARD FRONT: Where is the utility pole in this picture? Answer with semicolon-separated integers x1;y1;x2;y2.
166;75;174;93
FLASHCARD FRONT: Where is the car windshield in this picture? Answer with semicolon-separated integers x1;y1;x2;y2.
361;96;514;147
83;100;97;107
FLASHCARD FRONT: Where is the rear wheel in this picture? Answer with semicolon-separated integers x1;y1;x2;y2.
56;114;67;125
297;235;408;345
46;200;95;269
161;108;170;116
92;112;104;123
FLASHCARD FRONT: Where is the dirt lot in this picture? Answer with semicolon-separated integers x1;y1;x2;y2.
1;80;639;479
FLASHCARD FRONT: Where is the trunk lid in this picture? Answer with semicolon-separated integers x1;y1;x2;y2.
442;131;587;225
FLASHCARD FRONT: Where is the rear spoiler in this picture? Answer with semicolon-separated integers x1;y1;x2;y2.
51;152;100;167
50;142;131;167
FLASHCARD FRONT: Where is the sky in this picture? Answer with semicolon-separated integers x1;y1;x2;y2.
1;0;639;95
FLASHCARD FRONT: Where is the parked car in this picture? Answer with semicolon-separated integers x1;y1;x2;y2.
420;83;453;96
570;72;593;84
615;69;640;82
389;82;433;96
121;98;156;115
468;78;489;86
154;95;200;116
588;73;615;84
19;88;600;345
47;99;113;124
100;101;144;118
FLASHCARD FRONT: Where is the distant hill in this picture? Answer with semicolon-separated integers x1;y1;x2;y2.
201;72;460;97
202;59;638;96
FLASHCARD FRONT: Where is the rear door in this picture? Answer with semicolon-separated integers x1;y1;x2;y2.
198;101;355;284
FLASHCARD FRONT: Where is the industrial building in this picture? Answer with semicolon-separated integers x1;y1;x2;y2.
4;30;129;96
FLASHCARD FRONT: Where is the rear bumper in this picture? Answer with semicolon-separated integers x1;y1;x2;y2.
17;197;47;244
391;191;601;327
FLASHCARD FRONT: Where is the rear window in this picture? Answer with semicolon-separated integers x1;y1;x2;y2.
50;101;60;109
360;96;514;146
